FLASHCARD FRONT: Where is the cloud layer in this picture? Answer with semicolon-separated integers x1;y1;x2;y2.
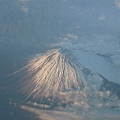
21;105;120;120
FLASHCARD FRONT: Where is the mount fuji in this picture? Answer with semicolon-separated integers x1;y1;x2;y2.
9;48;120;111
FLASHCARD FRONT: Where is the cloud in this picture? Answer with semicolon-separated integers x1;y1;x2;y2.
19;0;30;4
75;25;80;29
27;101;50;109
21;105;84;120
59;34;78;41
115;0;120;9
21;105;120;120
21;7;29;13
98;15;105;20
66;34;78;39
18;0;30;13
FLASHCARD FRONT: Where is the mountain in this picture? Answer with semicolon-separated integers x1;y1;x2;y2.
9;48;120;111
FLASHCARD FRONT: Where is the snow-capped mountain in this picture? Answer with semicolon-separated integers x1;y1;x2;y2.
10;48;120;111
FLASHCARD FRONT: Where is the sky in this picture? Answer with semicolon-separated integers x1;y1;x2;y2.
0;1;120;119
0;0;120;82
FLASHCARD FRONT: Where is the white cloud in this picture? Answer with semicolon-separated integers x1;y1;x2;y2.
21;105;84;120
59;34;78;41
18;0;30;13
21;105;120;120
75;25;80;29
98;15;105;20
21;7;29;13
66;34;78;39
27;101;50;109
115;0;120;9
19;0;30;4
60;37;69;41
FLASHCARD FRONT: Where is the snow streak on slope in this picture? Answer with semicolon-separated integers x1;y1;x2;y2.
12;49;87;99
10;48;120;111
